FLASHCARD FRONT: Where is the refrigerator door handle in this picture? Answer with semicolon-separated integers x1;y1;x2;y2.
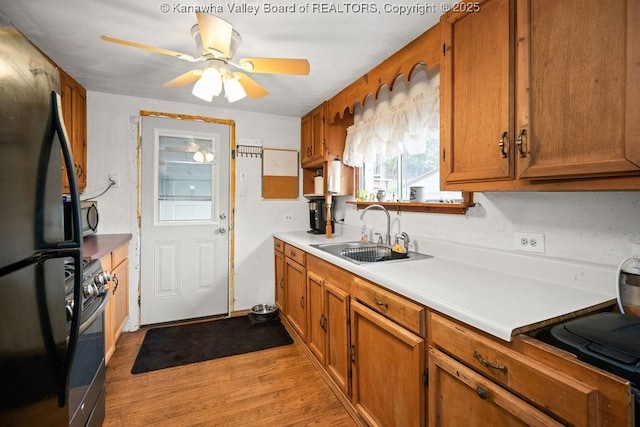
51;90;83;249
32;251;83;407
50;91;83;406
59;251;82;407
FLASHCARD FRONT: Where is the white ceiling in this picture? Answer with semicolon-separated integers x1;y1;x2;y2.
0;0;444;117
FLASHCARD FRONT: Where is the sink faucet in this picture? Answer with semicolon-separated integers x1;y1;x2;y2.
359;204;391;246
398;232;411;253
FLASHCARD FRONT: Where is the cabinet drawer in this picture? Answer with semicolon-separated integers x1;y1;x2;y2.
274;238;284;253
307;254;353;294
430;313;599;426
284;243;305;266
352;276;425;337
111;243;128;268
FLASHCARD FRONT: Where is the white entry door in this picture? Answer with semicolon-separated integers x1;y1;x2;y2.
140;115;230;325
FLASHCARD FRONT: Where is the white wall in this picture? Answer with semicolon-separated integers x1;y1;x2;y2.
86;91;309;331
334;191;640;268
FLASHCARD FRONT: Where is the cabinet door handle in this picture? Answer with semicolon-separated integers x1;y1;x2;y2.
498;131;509;158
473;350;507;373
289;250;296;257
373;296;388;310
112;274;119;294
279;278;284;288
515;129;527;158
320;314;327;332
476;386;490;400
300;296;305;308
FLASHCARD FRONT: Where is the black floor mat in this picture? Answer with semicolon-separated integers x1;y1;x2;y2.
131;316;293;374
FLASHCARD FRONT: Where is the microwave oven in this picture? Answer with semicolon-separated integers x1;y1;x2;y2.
64;200;99;240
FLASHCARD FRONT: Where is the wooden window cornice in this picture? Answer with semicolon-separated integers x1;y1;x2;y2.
327;23;441;123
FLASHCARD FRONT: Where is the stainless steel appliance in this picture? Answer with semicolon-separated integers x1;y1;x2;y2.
65;258;110;427
0;19;84;426
64;200;99;240
308;199;333;235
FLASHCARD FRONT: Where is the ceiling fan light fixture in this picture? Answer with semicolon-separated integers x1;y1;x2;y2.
192;66;222;101
224;75;247;102
192;150;206;163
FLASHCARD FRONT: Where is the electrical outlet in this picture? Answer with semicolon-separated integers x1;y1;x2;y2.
514;232;545;254
109;173;120;188
283;214;295;222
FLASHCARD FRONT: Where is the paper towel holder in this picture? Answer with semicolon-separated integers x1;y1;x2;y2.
327;158;342;194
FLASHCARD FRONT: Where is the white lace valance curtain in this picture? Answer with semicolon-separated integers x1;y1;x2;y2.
343;68;439;167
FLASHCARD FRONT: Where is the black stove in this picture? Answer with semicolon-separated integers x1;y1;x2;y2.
64;258;110;323
64;257;110;427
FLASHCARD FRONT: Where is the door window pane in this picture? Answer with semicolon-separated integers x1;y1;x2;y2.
157;134;217;222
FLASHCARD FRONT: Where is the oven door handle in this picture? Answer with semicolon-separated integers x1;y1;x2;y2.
79;292;110;336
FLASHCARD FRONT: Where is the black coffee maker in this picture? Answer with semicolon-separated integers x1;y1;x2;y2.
308;199;333;234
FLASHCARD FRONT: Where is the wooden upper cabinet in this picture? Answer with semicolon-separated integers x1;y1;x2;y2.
59;69;87;193
300;113;313;167
301;101;353;170
516;0;640;181
301;103;326;167
441;0;640;191
441;0;514;184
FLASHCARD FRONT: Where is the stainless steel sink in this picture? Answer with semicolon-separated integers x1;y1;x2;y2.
310;241;432;265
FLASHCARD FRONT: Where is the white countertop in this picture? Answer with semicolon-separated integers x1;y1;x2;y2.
274;231;617;341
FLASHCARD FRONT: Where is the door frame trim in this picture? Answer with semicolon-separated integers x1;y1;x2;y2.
137;110;236;320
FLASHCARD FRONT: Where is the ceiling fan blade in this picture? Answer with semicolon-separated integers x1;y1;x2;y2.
163;69;203;87
232;72;269;99
238;58;310;75
101;35;199;62
196;13;232;58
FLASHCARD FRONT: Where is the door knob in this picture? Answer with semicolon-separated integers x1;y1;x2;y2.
220;213;227;219
219;226;227;234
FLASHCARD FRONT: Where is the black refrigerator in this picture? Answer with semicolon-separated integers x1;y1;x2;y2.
0;16;84;427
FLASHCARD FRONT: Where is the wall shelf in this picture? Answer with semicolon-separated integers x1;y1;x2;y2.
346;198;474;215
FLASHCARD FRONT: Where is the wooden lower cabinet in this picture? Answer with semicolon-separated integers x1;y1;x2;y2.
274;247;286;313
306;268;351;397
323;281;350;396
102;243;129;364
273;240;632;426
429;348;561;426
100;253;114;364
351;300;425;427
429;312;632;426
307;271;326;363
111;257;129;341
285;256;307;341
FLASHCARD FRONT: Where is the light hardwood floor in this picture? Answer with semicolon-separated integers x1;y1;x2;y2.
104;319;358;427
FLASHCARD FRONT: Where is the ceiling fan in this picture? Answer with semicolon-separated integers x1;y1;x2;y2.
101;13;310;102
